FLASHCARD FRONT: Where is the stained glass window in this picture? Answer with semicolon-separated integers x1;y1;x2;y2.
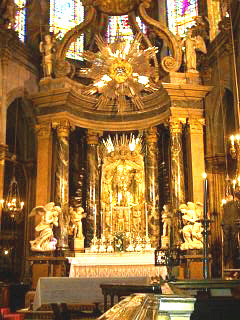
167;0;198;37
50;0;84;60
14;0;26;42
107;15;147;43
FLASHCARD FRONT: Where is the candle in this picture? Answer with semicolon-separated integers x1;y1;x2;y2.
94;204;97;236
203;173;207;219
129;208;131;232
110;203;113;234
145;203;148;237
100;210;103;236
230;135;235;146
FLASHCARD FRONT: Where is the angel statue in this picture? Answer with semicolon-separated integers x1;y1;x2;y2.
39;34;56;78
183;28;207;73
29;202;60;252
70;207;86;239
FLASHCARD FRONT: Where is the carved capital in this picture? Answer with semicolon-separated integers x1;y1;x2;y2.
52;120;75;137
188;118;205;134
87;130;102;145
169;118;185;135
145;127;158;144
35;122;52;138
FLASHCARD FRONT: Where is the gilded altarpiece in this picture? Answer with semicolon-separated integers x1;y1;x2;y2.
100;137;146;241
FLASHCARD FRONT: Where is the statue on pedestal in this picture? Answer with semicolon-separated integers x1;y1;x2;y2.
182;29;207;73
39;34;57;78
29;202;60;252
161;205;172;248
179;202;203;250
70;207;86;239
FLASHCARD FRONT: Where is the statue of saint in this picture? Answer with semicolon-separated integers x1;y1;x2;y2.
182;29;207;73
70;207;86;239
39;34;56;77
1;0;18;29
29;202;60;252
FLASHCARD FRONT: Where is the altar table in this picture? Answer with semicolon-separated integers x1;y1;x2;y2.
67;252;167;279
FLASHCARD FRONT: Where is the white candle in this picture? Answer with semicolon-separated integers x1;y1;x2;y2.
129;208;131;232
101;210;103;236
94;204;97;236
231;135;235;146
110;203;113;234
145;203;148;237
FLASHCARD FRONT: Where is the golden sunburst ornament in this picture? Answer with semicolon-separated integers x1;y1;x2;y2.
78;33;158;113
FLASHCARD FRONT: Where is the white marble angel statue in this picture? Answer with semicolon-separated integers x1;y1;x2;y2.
180;202;203;250
39;34;57;77
183;29;207;73
70;207;86;239
29;202;60;252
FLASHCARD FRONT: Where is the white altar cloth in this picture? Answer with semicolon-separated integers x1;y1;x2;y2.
67;252;167;279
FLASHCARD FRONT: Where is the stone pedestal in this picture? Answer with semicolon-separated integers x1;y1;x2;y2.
74;238;85;250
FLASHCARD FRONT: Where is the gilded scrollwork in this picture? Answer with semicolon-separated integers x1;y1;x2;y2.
138;2;182;73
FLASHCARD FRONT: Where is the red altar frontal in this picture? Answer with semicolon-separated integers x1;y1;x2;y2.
67;252;168;279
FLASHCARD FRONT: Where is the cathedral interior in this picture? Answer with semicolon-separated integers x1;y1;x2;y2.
0;0;240;319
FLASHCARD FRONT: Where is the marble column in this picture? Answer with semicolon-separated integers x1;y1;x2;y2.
187;119;206;203
86;130;100;246
53;120;72;249
145;127;160;248
36;122;53;205
169;118;185;209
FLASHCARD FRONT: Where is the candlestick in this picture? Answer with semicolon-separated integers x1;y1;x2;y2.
203;172;209;279
145;202;148;238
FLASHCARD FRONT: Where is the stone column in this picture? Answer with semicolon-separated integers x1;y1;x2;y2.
35;122;53;205
145;127;160;248
169;118;185;209
187;119;205;203
53;120;72;249
86;130;100;246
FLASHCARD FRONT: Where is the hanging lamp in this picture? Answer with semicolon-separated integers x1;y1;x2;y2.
1;102;24;218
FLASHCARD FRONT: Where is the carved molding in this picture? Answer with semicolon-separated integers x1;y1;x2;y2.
35;122;52;138
145;127;158;144
87;130;102;145
188;118;205;134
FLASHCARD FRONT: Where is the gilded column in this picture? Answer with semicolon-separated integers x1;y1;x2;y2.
145;127;160;248
86;130;100;246
35;122;53;205
169;118;185;208
53;120;72;249
187;119;205;203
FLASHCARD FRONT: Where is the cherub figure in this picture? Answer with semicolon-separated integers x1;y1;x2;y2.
29;202;60;252
182;28;207;73
70;207;86;239
39;34;56;77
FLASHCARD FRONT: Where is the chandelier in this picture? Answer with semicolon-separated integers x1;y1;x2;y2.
0;102;24;218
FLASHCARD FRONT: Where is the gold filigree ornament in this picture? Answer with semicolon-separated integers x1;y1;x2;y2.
78;33;159;113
